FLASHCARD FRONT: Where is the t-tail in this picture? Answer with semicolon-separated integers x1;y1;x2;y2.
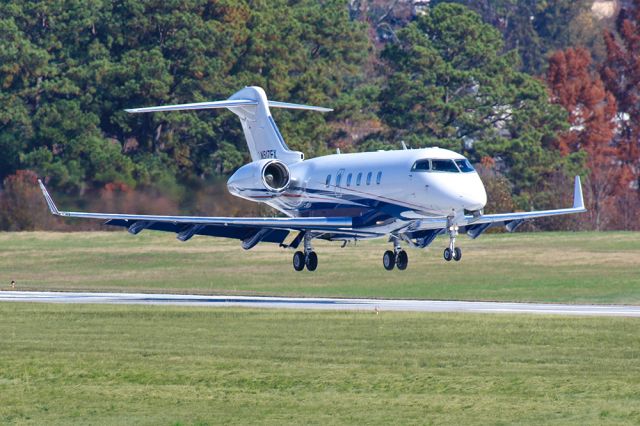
126;86;332;165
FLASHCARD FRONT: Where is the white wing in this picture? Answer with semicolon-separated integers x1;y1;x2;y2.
398;176;586;244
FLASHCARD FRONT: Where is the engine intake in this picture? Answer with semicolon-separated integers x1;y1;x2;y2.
227;159;292;197
262;161;290;192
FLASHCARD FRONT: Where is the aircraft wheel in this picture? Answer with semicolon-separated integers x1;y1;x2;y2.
396;250;408;270
443;248;453;262
305;251;318;271
383;250;396;271
453;247;462;262
293;251;305;271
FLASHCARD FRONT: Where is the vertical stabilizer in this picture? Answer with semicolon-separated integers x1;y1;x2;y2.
228;87;303;164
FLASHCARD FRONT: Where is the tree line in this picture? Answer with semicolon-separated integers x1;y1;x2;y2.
1;0;638;231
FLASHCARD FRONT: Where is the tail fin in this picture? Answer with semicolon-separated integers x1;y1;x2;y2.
126;86;332;164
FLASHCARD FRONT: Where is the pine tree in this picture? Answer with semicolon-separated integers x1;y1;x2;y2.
378;3;567;205
0;0;371;194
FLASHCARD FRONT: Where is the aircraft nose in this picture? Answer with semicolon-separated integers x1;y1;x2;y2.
457;192;486;211
456;177;487;211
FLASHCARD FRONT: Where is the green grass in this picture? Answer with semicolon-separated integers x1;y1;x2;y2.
1;231;639;303
1;303;639;425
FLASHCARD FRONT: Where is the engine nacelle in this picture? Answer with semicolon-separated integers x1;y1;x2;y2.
227;159;291;198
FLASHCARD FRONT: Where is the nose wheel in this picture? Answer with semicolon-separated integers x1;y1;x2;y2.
293;234;318;271
443;219;462;262
383;239;408;271
443;247;462;262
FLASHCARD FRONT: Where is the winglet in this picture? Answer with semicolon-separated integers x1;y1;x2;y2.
37;179;60;215
573;175;585;210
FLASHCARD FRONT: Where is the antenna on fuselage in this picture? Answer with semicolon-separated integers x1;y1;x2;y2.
401;141;409;150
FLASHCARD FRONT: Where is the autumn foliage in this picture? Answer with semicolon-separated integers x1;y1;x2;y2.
599;0;640;229
0;171;61;231
547;47;622;229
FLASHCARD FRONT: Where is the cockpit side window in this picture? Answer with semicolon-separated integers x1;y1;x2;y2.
454;159;475;173
411;159;431;172
431;159;460;173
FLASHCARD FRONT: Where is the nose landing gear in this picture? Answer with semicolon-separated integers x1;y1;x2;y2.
293;233;318;271
443;247;462;262
383;238;409;271
443;220;462;262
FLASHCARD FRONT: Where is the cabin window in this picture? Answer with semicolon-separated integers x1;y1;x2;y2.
366;172;372;185
325;174;331;187
346;173;352;186
411;159;431;172
336;172;342;187
454;159;475;173
356;172;362;186
431;159;460;173
376;171;382;184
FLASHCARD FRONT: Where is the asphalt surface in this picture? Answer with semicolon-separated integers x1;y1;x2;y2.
2;291;640;317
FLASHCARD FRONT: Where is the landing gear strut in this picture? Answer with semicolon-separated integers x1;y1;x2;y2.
383;238;408;271
293;233;318;271
443;218;462;262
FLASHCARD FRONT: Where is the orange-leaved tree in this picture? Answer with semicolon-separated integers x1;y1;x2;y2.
600;0;640;229
547;47;621;230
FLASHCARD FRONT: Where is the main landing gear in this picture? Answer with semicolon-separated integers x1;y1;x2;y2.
443;219;462;262
383;239;408;271
293;234;318;272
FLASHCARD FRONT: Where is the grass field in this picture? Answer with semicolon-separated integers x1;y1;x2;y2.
1;303;639;425
1;231;639;303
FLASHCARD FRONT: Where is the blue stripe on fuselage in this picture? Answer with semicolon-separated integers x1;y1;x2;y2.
267;187;415;226
237;186;418;227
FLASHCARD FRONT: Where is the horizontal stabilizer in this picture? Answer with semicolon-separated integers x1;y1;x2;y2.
126;100;332;114
125;86;330;164
267;101;332;112
125;99;258;114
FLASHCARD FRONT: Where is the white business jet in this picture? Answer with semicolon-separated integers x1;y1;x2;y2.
38;86;586;271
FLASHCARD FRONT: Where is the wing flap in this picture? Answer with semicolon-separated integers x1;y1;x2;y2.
105;219;291;246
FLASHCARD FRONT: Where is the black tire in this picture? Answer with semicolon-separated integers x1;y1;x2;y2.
453;247;462;262
293;251;305;271
443;247;453;262
305;251;318;271
383;250;396;270
396;250;409;270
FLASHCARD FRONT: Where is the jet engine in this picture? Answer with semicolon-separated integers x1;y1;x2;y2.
227;159;291;197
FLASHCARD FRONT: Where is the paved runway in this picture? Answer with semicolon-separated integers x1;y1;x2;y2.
2;291;640;317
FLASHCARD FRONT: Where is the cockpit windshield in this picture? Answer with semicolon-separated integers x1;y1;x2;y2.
430;159;460;173
454;159;475;173
411;158;476;173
